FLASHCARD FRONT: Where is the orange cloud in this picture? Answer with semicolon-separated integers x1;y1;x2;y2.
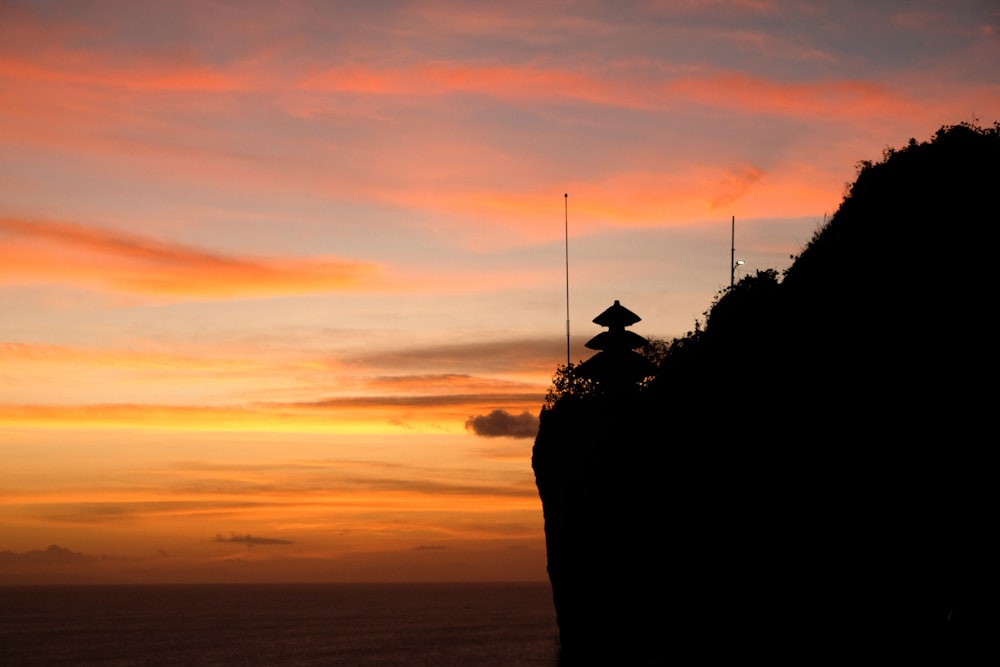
0;404;335;434
666;72;915;119
299;63;646;108
405;164;839;240
0;218;376;299
297;62;932;124
0;340;322;407
0;341;262;372
0;52;252;93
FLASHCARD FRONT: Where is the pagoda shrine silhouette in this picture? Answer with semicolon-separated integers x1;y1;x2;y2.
576;300;655;390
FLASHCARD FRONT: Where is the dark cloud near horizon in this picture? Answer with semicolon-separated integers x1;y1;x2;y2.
359;337;564;374
331;474;538;499
281;392;538;410
34;500;269;524
0;544;95;564
465;409;539;439
31;459;538;511
214;533;293;546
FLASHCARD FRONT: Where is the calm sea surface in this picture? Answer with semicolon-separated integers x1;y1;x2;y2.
0;582;560;666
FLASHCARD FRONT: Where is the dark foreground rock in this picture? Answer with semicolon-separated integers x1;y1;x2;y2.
533;123;999;662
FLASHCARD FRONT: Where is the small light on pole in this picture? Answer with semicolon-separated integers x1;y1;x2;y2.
731;259;745;287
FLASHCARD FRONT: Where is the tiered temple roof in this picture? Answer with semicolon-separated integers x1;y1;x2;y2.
576;300;655;388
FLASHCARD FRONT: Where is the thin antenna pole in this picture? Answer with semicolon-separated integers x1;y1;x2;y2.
730;215;735;288
565;193;570;366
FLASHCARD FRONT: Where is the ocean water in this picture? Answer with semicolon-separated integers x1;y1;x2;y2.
0;582;560;666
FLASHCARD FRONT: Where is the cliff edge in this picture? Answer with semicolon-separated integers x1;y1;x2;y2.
533;123;999;662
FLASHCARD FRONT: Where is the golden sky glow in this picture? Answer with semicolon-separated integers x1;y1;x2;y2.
1;0;998;583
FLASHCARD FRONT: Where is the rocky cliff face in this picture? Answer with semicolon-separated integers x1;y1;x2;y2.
533;123;999;662
533;397;664;663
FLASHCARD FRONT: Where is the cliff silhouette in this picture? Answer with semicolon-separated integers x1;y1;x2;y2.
533;122;999;663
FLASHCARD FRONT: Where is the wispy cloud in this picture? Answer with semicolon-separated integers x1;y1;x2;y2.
0;544;95;564
299;62;654;109
0;387;545;434
666;72;914;119
359;338;565;375
214;533;293;546
0;341;263;373
0;219;376;298
0;49;252;93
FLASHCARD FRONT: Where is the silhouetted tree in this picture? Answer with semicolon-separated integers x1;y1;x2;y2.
542;362;597;408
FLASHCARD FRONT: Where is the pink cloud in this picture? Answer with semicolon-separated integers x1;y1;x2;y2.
0;53;251;92
666;72;916;119
0;219;376;298
297;62;648;108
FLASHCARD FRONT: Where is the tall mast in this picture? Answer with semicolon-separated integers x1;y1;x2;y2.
565;193;571;366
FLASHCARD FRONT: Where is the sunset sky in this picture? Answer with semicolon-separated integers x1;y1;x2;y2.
2;0;997;583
